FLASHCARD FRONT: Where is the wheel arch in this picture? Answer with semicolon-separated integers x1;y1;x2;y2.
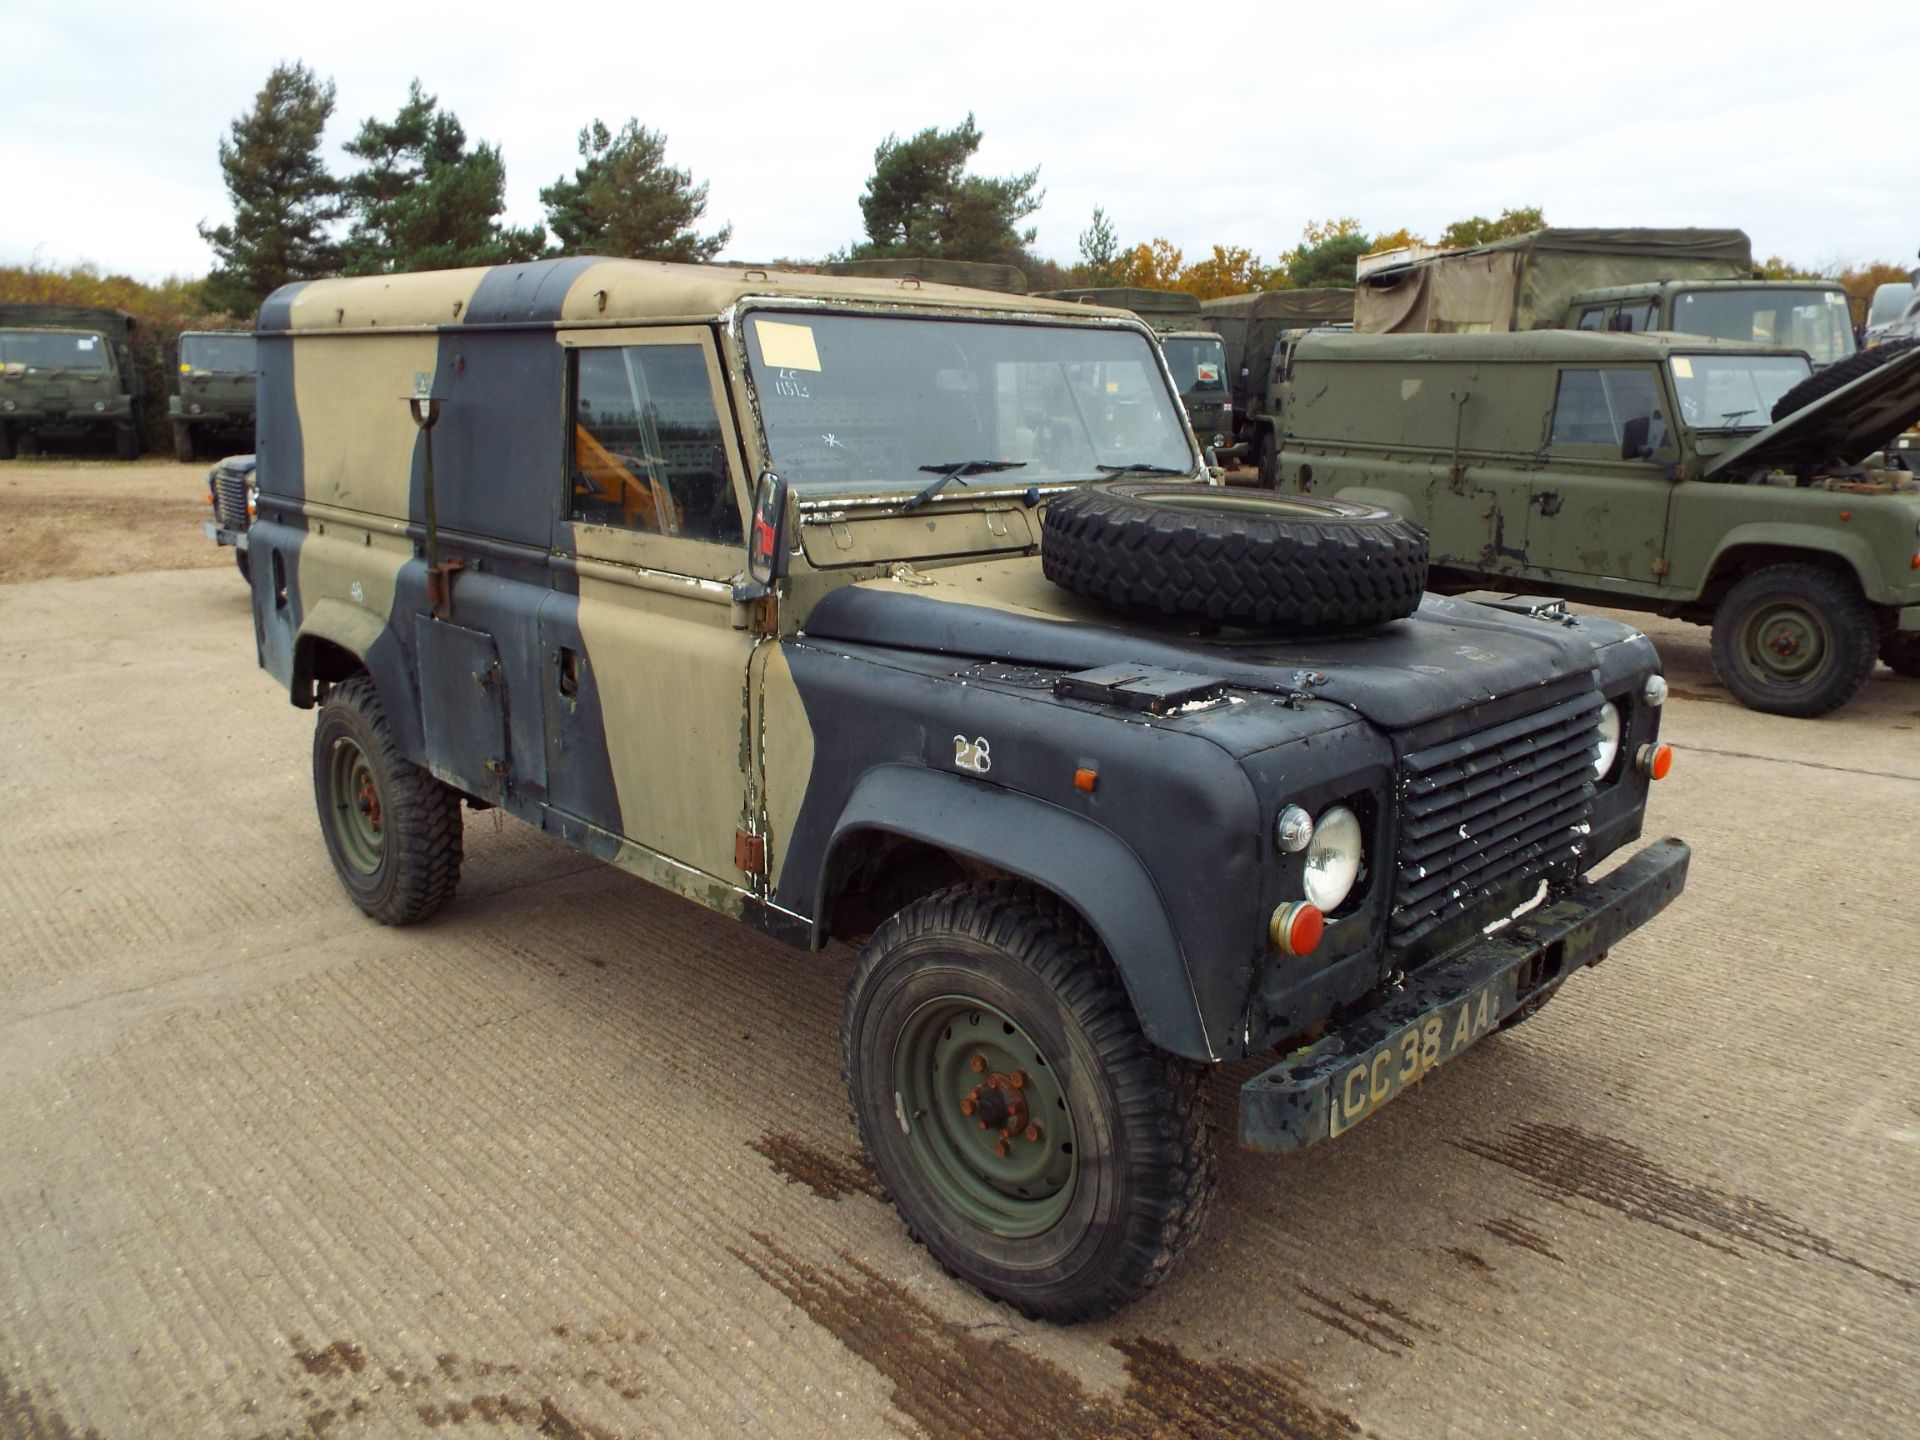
293;598;425;758
1700;532;1875;610
814;765;1213;1060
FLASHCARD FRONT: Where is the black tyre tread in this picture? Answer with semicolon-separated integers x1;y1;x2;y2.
173;421;197;463
1770;337;1916;422
235;550;251;583
0;424;14;461
314;675;464;924
1043;480;1427;631
1881;628;1920;679
114;424;140;461
842;880;1216;1323
1710;563;1879;718
1254;430;1278;489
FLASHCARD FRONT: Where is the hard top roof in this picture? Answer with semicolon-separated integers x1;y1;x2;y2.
1292;329;1807;364
258;257;1124;335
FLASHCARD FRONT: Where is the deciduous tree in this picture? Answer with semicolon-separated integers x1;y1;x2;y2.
198;62;343;316
541;120;730;262
1437;206;1545;249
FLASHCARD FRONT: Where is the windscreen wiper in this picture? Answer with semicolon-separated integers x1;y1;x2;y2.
1095;462;1187;477
904;459;1027;512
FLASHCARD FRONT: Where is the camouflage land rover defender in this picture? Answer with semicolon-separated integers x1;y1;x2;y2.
171;330;257;461
1267;331;1920;715
248;258;1688;1320
0;303;144;459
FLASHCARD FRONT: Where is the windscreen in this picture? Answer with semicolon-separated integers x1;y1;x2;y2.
1669;353;1811;430
179;334;256;374
1160;336;1228;398
744;312;1193;493
1671;289;1854;366
0;330;110;372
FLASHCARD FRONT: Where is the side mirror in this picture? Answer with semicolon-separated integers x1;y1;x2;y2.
1620;415;1653;461
741;469;788;596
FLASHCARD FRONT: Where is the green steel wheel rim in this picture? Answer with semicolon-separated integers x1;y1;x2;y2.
326;735;386;876
892;995;1079;1239
1738;599;1829;686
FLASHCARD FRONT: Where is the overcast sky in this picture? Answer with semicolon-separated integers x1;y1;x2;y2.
6;1;1915;283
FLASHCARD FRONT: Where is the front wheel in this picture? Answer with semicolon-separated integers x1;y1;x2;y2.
1253;429;1278;489
312;675;464;924
843;882;1215;1322
114;423;139;460
172;420;197;463
0;423;14;461
1710;564;1878;717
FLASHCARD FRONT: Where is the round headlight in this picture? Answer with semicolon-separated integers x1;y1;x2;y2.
1595;701;1622;779
1303;805;1363;912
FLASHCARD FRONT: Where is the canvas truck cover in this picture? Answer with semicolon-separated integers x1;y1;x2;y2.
1355;228;1754;335
0;303;136;341
1200;289;1356;408
823;258;1029;294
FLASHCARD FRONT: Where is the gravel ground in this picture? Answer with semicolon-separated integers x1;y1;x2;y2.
1;461;1915;1439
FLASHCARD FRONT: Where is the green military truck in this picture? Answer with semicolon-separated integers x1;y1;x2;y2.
1265;330;1920;715
245;258;1687;1320
1043;287;1236;457
171;330;258;461
0;303;144;459
1562;280;1855;367
1199;288;1355;469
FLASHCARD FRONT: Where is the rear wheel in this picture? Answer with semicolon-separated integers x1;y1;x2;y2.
172;420;197;462
843;882;1215;1322
114;423;139;460
312;675;464;924
1253;429;1278;489
1710;564;1878;717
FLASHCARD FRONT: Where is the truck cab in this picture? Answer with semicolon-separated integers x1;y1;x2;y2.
0;304;143;460
1566;280;1856;368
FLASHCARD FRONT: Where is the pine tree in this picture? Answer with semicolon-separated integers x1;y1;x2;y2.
340;81;544;274
852;115;1042;265
540;120;730;262
198;62;343;317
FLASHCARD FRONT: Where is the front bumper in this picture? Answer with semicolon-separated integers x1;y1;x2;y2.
203;519;249;552
1239;836;1690;1152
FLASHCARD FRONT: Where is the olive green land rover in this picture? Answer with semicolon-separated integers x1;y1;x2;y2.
1266;330;1920;715
247;259;1687;1320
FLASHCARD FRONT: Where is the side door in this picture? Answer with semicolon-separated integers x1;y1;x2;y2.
536;326;757;888
1526;365;1675;582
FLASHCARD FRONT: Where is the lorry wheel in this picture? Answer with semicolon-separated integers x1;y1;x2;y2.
15;429;37;458
1043;481;1428;632
235;551;251;583
1769;337;1915;421
114;424;140;460
0;424;13;461
1881;629;1920;679
173;421;197;463
311;675;464;924
1253;431;1280;489
843;881;1215;1322
1710;565;1878;717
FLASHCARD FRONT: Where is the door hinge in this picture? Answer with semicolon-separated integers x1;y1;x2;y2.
735;828;767;877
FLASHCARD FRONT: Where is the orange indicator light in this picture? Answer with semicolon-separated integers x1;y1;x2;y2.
1073;767;1098;793
1637;743;1674;780
1270;901;1324;956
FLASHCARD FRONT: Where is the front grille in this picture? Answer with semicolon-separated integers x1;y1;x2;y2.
1390;682;1602;953
213;468;250;532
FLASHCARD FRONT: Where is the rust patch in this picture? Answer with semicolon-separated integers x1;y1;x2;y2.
0;1377;102;1440
1456;1122;1915;1293
734;1233;1368;1439
749;1130;885;1201
1482;1214;1563;1262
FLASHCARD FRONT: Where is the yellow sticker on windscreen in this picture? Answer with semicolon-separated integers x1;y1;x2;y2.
1106;381;1120;393
755;319;821;372
1671;356;1694;379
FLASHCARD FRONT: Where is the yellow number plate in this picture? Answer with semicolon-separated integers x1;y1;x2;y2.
1327;977;1508;1139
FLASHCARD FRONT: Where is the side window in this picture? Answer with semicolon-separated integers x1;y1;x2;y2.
1575;307;1608;331
1550;368;1670;451
570;345;742;545
1618;301;1658;332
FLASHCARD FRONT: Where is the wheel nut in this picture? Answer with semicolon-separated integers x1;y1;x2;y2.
1009;1070;1027;1089
993;1139;1010;1158
959;1097;976;1116
969;1054;987;1073
1025;1124;1043;1143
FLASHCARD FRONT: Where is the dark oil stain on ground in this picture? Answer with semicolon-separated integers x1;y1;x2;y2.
1292;1285;1431;1357
235;1328;645;1440
750;1130;885;1202
734;1233;1369;1440
1480;1215;1563;1262
1663;685;1730;704
0;1376;103;1440
1440;1247;1494;1277
1456;1122;1915;1293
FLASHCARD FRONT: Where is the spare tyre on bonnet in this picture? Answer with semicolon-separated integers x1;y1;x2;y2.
244;257;1689;1322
